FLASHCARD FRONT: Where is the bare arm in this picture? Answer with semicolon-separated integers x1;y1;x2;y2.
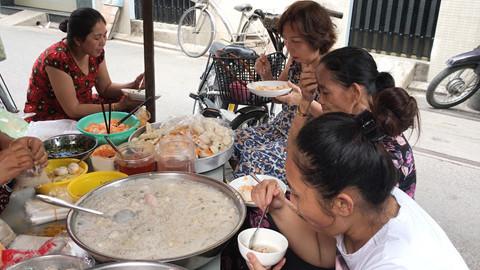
0;132;13;150
94;60;143;99
252;181;336;268
46;66;115;119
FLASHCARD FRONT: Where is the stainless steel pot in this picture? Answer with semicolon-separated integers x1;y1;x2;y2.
129;122;234;173
6;255;94;270
89;261;187;270
67;172;246;269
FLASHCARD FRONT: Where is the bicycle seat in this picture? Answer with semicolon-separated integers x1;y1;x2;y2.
216;45;258;59
234;4;253;13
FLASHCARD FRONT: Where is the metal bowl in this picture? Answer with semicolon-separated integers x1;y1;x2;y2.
43;133;98;160
67;172;246;269
89;261;187;270
129;122;234;173
6;254;94;270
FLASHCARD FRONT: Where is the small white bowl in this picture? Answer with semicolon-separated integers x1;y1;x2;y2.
90;155;115;171
238;228;288;267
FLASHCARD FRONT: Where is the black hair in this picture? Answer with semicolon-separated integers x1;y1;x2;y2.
319;47;420;136
294;112;398;208
59;8;106;48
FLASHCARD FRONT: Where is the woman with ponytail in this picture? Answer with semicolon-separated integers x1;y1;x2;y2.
288;46;419;198
24;8;144;121
247;112;467;270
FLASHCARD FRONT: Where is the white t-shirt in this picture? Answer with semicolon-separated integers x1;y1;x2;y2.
336;187;469;270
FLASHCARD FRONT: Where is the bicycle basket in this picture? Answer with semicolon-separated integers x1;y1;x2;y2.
213;52;286;106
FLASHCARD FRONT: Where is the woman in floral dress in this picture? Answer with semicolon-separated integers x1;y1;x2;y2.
231;1;337;183
24;8;143;122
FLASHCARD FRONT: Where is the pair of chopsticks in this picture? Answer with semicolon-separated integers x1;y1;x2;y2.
100;102;112;134
116;96;153;126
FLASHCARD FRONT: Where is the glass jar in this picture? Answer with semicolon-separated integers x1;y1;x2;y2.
155;135;196;173
114;142;156;175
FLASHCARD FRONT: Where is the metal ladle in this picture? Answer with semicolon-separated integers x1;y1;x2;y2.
36;194;136;223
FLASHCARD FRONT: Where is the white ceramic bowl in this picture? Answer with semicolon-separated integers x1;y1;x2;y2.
246;81;291;98
237;228;288;267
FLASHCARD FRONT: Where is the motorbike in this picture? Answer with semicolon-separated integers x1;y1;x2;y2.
426;46;480;109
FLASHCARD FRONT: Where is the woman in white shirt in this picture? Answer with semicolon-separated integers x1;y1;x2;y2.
248;111;468;270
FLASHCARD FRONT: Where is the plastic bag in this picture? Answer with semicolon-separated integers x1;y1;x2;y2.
0;109;28;139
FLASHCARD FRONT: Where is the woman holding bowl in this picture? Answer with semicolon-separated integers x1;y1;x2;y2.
24;7;143;122
247;112;468;270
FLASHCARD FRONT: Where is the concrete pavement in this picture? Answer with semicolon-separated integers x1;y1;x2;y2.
1;25;480;269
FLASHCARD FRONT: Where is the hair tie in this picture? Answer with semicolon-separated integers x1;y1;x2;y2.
355;110;385;142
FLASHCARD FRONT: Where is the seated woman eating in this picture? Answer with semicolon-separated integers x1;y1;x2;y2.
248;112;468;270
24;7;143;121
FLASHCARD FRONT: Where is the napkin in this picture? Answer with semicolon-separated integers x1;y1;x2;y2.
25;199;69;225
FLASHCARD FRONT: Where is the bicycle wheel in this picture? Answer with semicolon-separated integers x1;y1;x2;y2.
426;64;480;109
178;7;215;58
238;16;274;54
230;110;268;130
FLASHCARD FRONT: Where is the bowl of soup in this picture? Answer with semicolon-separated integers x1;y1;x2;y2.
77;112;140;145
237;228;288;267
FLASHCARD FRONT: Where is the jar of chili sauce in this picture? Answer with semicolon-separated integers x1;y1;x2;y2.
114;142;156;175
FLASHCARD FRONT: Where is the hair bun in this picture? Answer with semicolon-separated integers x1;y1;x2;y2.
375;72;395;92
59;19;68;33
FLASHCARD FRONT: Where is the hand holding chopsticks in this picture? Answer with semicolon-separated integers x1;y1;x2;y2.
115;96;153;127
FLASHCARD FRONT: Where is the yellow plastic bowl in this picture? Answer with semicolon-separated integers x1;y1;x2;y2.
67;171;128;201
36;158;88;195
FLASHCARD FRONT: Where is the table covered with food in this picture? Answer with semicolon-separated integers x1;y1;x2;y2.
0;107;288;270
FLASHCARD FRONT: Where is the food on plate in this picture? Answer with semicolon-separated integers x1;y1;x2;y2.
238;184;254;202
74;177;240;259
255;84;289;91
84;120;130;134
132;116;233;158
48;162;84;182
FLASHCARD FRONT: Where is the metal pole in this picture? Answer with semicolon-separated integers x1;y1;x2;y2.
142;0;156;122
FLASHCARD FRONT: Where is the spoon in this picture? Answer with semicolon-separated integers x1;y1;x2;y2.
36;194;104;216
36;195;136;223
249;204;270;250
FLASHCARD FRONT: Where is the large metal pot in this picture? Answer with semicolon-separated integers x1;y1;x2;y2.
6;255;94;270
67;172;246;269
129;122;234;173
90;261;187;270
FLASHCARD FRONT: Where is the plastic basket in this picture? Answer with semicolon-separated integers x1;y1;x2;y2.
213;52;286;106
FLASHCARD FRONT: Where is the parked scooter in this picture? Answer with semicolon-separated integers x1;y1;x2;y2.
427;46;480;109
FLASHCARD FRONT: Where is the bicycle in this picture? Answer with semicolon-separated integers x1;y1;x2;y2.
189;42;285;130
177;0;274;58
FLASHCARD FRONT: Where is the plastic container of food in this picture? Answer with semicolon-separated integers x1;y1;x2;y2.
77;112;140;145
36;158;88;195
67;171;128;201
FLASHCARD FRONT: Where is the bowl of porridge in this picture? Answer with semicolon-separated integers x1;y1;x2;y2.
66;172;246;269
238;228;288;267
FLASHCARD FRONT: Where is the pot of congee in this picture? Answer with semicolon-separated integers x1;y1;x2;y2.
66;172;246;269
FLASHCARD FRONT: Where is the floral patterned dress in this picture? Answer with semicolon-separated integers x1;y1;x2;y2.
24;40;105;122
232;62;301;183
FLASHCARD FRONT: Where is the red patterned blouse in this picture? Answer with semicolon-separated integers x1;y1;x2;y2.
24;40;105;121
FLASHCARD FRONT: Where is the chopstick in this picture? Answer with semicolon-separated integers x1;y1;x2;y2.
116;96;153;126
108;103;112;134
100;102;109;134
249;173;262;184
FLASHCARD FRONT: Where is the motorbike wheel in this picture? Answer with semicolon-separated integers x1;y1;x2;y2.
230;111;268;130
426;64;480;109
